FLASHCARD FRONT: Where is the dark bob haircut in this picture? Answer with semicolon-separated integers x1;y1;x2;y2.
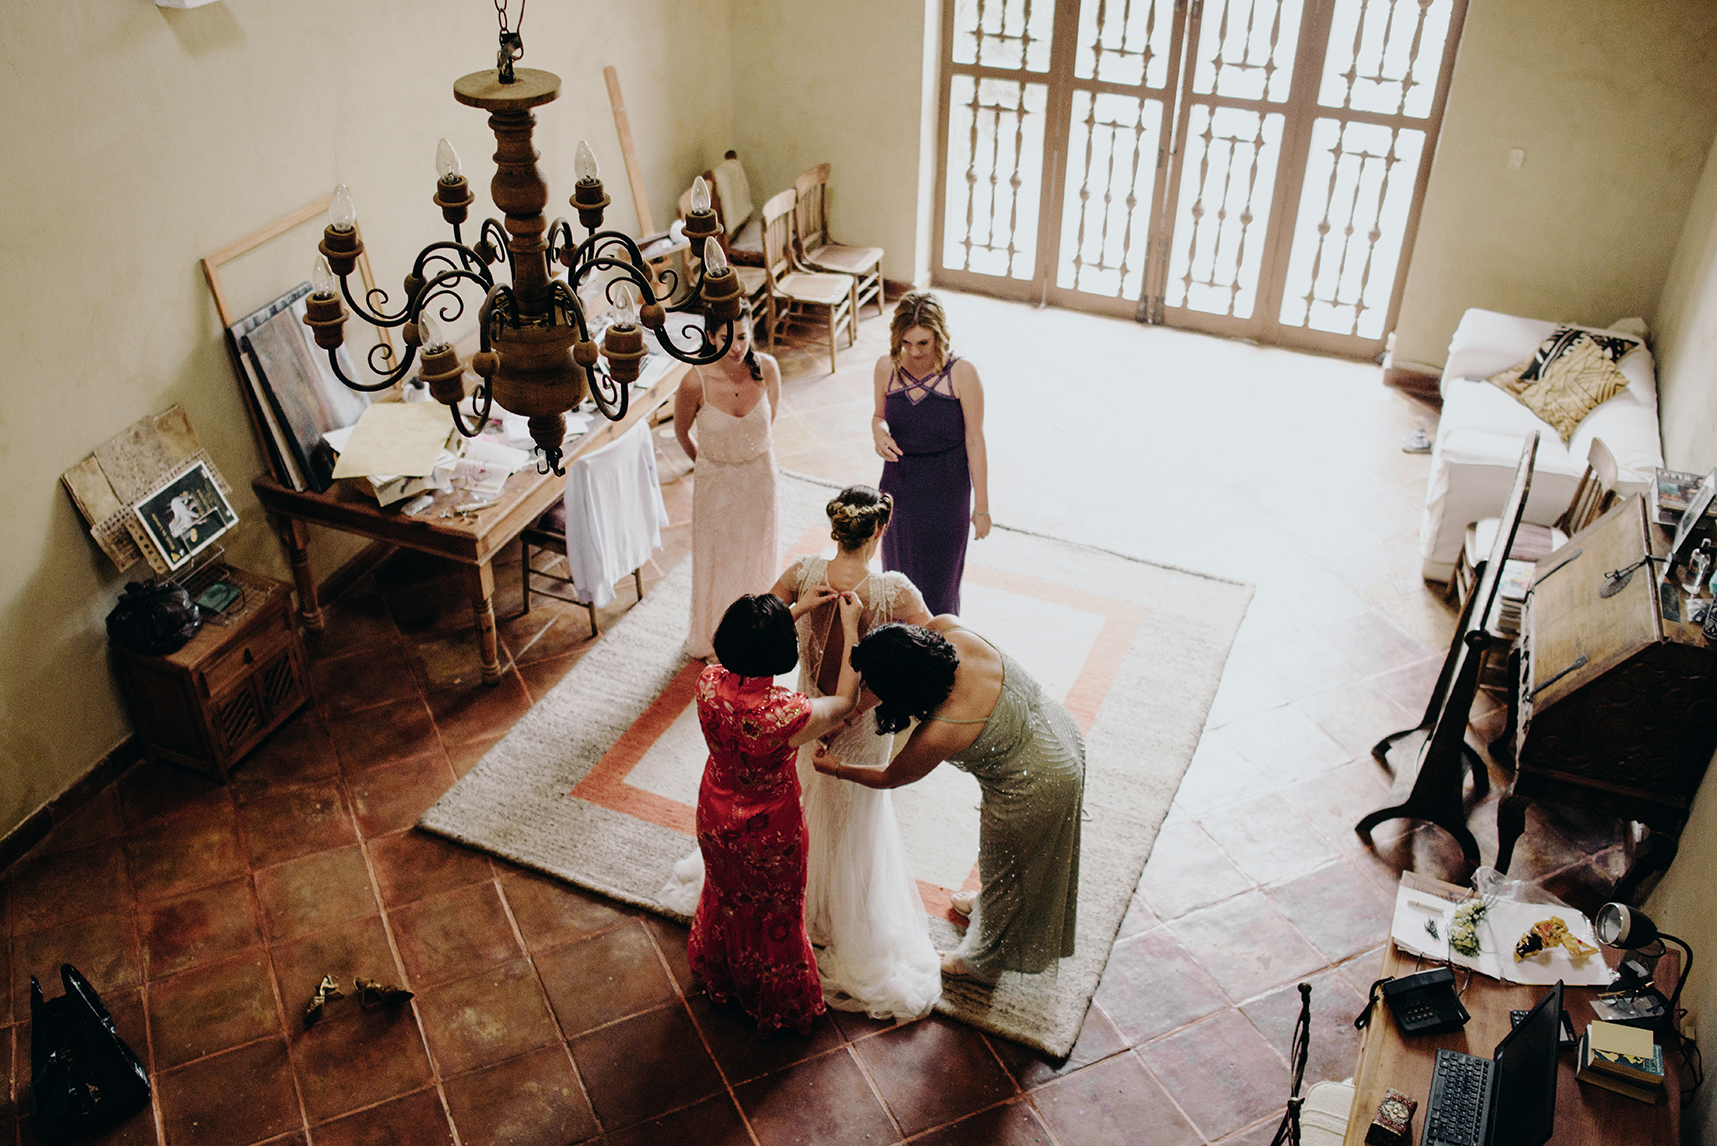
712;594;800;678
849;623;959;734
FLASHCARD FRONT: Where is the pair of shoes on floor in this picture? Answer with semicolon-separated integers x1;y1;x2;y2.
303;973;415;1026
1401;428;1433;454
938;952;997;985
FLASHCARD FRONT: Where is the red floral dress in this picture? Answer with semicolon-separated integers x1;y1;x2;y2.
687;664;826;1036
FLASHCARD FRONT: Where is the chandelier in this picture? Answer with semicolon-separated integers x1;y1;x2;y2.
300;1;740;474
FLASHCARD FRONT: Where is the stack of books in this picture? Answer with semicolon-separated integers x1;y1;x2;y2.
1577;1019;1665;1103
1651;468;1717;527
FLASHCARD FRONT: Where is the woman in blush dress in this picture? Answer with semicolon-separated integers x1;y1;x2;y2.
872;293;989;616
688;591;862;1037
813;620;1084;985
768;485;942;1021
676;305;781;659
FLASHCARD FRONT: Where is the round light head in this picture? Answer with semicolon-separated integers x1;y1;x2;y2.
690;175;711;214
1595;902;1660;949
611;283;639;329
417;309;448;352
703;236;728;275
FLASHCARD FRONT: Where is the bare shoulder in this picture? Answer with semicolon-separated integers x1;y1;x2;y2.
950;357;983;396
757;352;782;383
675;366;704;398
873;355;895;384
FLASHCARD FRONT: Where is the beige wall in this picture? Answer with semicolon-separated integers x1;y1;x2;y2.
1645;127;1717;1146
726;0;939;287
0;2;732;836
1391;0;1717;370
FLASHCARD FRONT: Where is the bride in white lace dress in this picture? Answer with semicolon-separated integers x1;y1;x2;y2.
660;486;942;1021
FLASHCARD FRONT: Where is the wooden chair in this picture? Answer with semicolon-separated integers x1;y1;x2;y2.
759;188;858;374
518;503;643;637
793;163;885;317
1446;436;1619;607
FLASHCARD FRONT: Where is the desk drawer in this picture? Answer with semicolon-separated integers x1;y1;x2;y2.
201;615;294;698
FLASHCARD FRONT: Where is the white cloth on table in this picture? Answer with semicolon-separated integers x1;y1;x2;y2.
559;418;668;609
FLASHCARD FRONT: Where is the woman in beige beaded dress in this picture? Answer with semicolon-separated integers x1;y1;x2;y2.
674;307;781;659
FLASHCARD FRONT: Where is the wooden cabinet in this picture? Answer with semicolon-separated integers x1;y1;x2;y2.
111;569;309;780
1502;495;1717;899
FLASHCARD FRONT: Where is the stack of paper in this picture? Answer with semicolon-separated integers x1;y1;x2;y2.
326;403;457;507
453;438;532;502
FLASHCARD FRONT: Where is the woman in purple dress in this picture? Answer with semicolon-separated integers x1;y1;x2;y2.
871;293;990;616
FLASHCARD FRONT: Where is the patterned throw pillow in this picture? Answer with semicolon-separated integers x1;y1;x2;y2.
1488;327;1637;442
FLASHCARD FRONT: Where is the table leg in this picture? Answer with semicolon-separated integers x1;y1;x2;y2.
271;514;324;633
464;561;501;685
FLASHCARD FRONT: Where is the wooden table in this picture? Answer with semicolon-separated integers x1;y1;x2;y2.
253;365;685;683
1346;873;1680;1146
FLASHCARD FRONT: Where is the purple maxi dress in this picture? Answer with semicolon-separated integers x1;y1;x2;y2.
878;357;969;616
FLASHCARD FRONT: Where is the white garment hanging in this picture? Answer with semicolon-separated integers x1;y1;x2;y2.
559;418;668;609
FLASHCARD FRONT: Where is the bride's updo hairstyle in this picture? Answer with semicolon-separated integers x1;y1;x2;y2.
826;485;893;552
850;623;958;735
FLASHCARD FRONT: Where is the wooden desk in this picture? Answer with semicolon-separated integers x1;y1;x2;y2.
1346;874;1680;1146
253;365;685;683
1500;495;1717;900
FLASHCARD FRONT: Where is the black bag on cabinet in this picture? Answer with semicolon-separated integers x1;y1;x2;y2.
105;579;202;656
29;964;152;1141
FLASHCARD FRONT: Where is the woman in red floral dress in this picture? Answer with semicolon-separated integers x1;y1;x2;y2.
689;591;862;1036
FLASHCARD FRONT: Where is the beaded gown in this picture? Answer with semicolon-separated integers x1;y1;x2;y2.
878;357;969;616
787;556;941;1020
940;631;1085;980
687;386;778;658
686;664;826;1037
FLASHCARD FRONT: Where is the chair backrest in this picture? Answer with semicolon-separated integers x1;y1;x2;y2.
794;163;833;254
1554;436;1620;535
710;152;754;240
759;188;798;286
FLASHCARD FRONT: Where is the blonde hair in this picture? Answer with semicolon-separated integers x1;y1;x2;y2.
889;292;951;371
826;485;893;551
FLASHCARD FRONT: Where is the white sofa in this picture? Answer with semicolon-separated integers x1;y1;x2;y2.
1419;308;1663;581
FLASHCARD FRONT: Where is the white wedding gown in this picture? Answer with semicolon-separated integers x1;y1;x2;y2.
660;555;941;1022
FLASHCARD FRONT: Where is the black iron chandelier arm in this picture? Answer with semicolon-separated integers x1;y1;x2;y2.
414;241;495;293
475;219;513;273
446;382;494;439
551;280;627;423
323;343;419;393
564;229;652;283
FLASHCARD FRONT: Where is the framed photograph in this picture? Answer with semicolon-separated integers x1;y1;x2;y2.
132;460;239;572
1670;468;1717;566
231;283;370;493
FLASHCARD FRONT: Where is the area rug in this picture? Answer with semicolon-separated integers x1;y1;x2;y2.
420;473;1252;1057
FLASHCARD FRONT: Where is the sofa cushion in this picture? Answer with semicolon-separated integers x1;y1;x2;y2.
1487;330;1636;442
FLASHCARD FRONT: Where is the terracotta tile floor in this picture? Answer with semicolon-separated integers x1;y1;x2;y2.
1;294;1634;1144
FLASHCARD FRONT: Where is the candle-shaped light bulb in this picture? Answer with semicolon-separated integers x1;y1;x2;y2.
329;184;357;231
703;237;728;275
690;176;711;214
311;255;338;298
417;309;447;350
575;140;600;183
435;138;462;182
613;283;638;328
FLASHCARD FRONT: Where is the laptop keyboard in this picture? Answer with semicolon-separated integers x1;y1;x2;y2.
1423;1048;1493;1146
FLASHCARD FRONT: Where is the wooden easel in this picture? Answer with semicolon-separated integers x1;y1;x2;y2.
1357;433;1540;864
603;66;691;301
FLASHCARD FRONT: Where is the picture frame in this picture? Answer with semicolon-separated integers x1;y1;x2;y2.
230;283;370;492
132;460;240;572
1669;468;1717;567
202;196;393;492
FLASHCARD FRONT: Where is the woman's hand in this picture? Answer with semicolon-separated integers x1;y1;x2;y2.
873;419;902;463
811;741;842;776
837;591;862;636
789;585;842;620
971;510;992;540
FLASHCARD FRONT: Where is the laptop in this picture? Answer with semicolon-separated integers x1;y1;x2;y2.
1421;981;1562;1146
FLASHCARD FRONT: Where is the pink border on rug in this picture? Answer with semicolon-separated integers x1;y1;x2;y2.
569;523;1148;919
